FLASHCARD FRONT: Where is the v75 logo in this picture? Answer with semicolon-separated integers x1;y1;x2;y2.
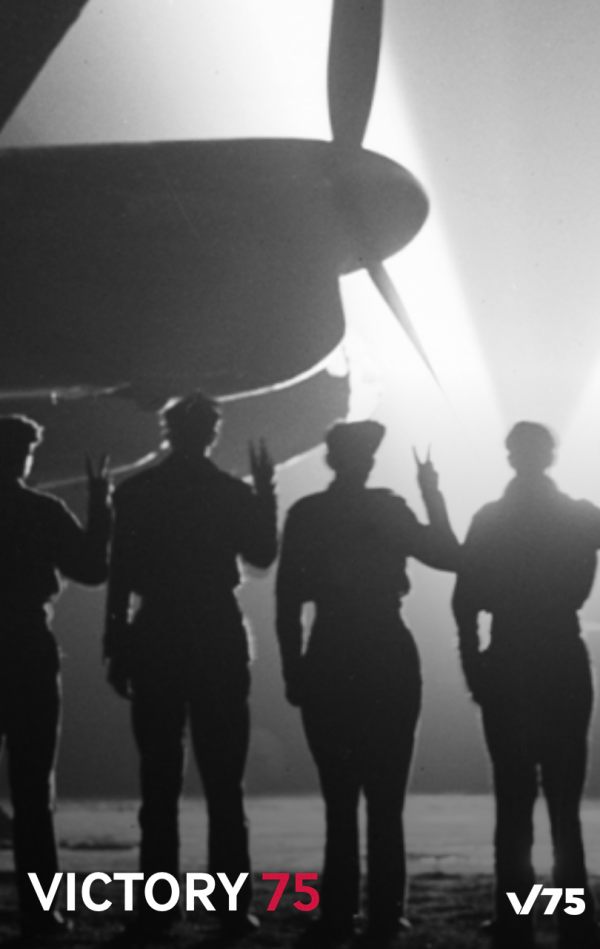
507;886;586;916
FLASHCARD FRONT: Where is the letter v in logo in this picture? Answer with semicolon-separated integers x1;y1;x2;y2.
27;872;63;911
506;883;543;915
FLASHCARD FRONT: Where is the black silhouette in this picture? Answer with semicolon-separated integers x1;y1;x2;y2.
276;421;458;946
453;421;600;949
0;414;110;939
104;392;277;940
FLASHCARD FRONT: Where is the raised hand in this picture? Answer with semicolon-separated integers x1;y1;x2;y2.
85;453;111;506
413;446;439;497
249;439;274;496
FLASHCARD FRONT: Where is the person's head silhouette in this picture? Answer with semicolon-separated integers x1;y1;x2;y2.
505;421;556;478
0;415;43;483
325;420;385;486
160;392;221;460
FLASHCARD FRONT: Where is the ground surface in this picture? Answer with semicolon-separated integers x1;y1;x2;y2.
0;796;598;947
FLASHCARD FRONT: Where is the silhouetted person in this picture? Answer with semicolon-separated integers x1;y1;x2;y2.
105;392;277;941
0;415;110;939
276;421;458;947
453;422;600;949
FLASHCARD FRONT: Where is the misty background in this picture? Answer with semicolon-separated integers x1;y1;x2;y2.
3;0;600;797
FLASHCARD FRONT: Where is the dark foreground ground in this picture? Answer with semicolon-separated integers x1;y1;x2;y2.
0;797;598;947
0;872;598;949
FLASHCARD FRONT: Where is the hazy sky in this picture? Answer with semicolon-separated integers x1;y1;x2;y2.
4;0;600;796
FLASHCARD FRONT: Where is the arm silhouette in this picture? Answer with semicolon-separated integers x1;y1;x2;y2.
452;512;488;701
276;504;308;707
104;488;135;699
54;454;111;584
409;451;459;571
237;441;278;569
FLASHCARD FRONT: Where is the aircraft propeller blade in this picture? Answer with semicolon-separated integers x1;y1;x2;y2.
368;261;442;389
327;0;384;148
0;0;90;131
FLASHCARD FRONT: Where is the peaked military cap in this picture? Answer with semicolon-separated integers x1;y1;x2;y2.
325;420;386;460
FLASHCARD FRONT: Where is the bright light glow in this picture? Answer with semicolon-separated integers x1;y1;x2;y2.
559;354;600;498
335;25;508;529
1;0;332;147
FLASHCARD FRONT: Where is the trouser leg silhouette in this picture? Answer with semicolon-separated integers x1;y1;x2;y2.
190;661;252;917
132;650;252;921
541;649;595;942
132;684;186;920
0;636;60;929
364;721;416;933
302;625;421;933
301;720;361;932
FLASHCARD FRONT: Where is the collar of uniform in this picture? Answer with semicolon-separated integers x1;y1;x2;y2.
164;452;219;480
503;473;558;502
327;479;369;496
